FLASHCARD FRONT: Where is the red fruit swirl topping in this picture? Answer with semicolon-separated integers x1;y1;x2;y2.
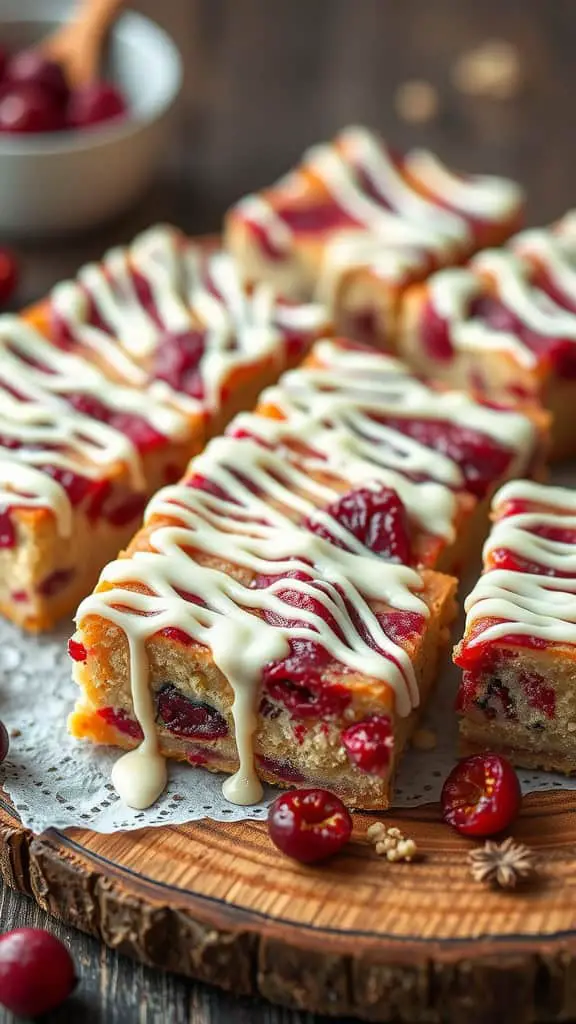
380;415;513;499
0;928;76;1018
421;299;455;362
156;685;228;740
267;788;353;863
341;715;394;774
304;485;412;564
441;753;522;837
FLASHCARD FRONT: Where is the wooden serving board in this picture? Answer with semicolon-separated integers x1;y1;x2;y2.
1;791;576;1023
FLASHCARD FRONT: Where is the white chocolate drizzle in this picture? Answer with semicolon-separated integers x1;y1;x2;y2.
0;226;327;531
74;339;536;810
464;480;576;649
232;125;522;300
427;225;576;369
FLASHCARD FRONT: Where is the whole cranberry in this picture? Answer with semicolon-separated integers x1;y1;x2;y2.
0;248;19;306
268;788;352;863
441;753;522;837
341;715;394;775
6;51;70;108
0;928;76;1017
68;81;127;129
0;85;64;133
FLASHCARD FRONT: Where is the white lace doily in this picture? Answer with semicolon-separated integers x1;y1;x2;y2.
0;603;572;835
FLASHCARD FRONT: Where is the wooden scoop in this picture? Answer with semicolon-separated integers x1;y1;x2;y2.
40;0;125;88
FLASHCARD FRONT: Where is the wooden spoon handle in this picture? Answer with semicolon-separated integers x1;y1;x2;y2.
42;0;125;87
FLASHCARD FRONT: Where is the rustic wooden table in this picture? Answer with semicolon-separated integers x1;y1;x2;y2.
1;1;575;1021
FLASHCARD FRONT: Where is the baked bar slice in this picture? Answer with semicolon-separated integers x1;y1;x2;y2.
69;443;456;812
243;339;547;574
68;338;545;810
454;480;576;773
0;225;329;631
400;212;576;458
225;125;524;344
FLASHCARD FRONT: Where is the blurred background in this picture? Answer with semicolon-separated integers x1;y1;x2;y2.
18;0;576;299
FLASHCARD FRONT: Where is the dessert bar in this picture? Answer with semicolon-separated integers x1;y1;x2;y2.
68;339;547;810
400;213;576;457
454;480;576;773
225;125;524;344
0;225;329;630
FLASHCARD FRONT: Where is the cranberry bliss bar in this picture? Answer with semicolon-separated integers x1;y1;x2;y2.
225;125;524;344
454;480;576;773
400;213;576;457
0;225;329;631
68;338;545;810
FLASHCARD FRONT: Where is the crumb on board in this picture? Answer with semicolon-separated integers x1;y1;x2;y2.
9;728;20;738
394;79;439;123
366;822;418;862
452;40;523;99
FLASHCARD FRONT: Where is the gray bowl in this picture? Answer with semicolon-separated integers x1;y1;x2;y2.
0;1;183;235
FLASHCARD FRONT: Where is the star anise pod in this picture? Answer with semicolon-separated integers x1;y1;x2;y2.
468;837;535;889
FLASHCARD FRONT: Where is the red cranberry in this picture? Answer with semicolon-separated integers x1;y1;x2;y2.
67;393;165;454
0;928;76;1017
103;491;147;528
265;677;350;719
6;51;69;107
378;609;425;645
68;81;127;129
153;329;206;397
421;300;455;362
38;568;74;597
267;788;352;863
305;486;412;564
0;248;18;306
97;707;144;740
441;753;522;837
520;670;556;719
341;714;394;774
0;85;64;133
157;684;228;739
158;626;194;646
0;47;7;83
0;510;16;549
256;755;306;783
67;638;87;662
277;201;359;234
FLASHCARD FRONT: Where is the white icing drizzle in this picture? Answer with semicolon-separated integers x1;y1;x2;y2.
233;125;521;301
0;227;326;532
75;339;536;810
427;238;576;369
404;148;523;221
464;480;576;649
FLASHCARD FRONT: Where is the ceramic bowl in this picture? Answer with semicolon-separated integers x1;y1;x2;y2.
0;0;183;236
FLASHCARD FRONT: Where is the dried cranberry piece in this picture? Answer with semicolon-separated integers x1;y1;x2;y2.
97;707;144;740
0;510;16;549
152;329;206;397
341;714;394;774
257;755;306;783
265;675;350;719
39;568;74;597
267;788;352;863
157;684;228;739
520;670;556;719
68;638;87;662
421;299;455;361
304;485;412;564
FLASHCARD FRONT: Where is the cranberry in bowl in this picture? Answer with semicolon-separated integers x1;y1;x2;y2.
0;2;182;235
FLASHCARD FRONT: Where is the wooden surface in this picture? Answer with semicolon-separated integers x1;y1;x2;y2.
3;791;576;1023
2;1;576;1021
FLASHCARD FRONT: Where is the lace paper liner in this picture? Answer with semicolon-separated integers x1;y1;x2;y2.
0;607;571;835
